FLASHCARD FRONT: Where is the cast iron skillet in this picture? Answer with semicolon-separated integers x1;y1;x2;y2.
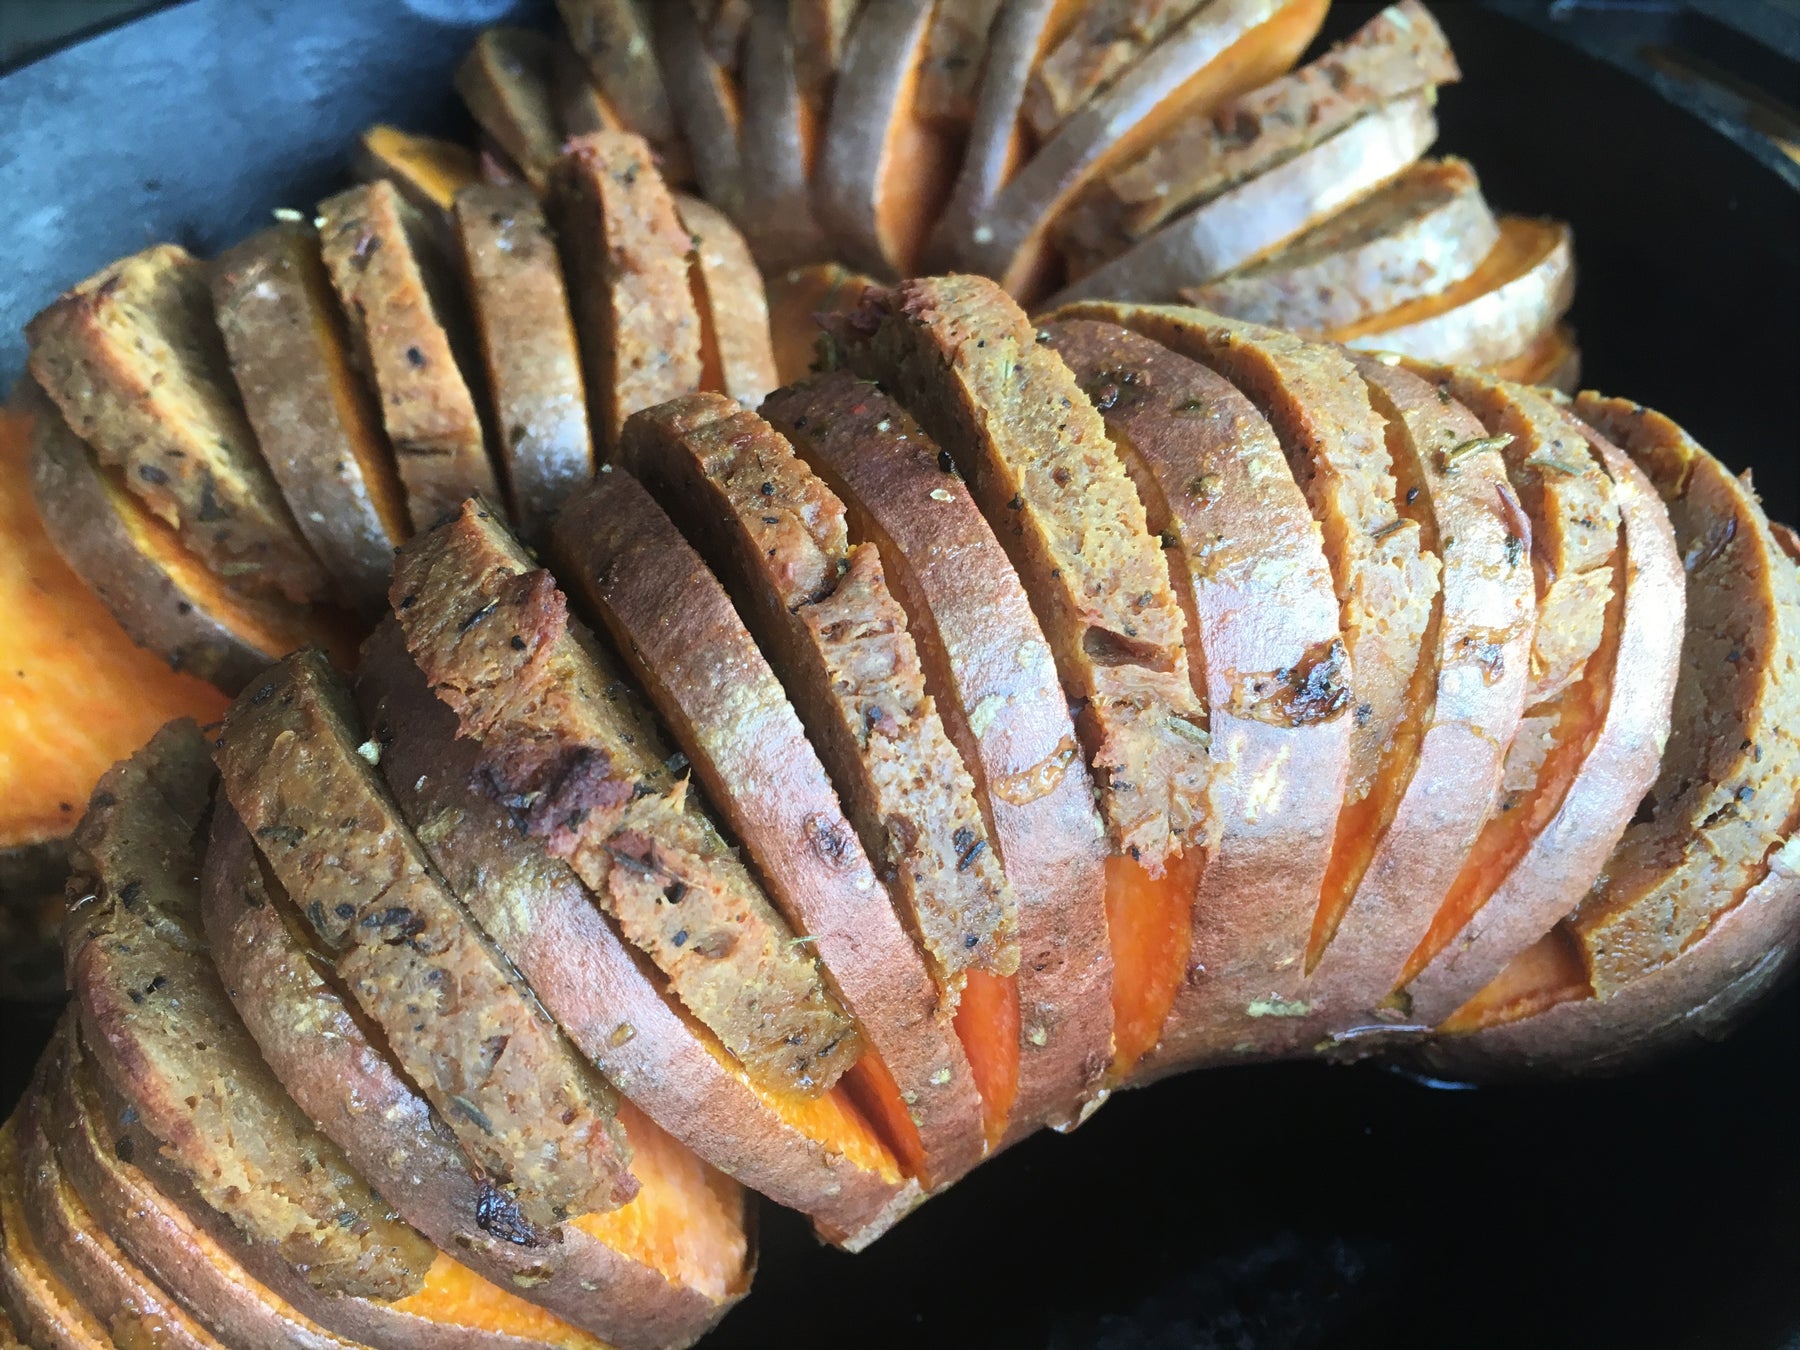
1;3;1795;1346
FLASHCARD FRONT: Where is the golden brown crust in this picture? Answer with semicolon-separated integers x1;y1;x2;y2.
317;180;500;526
16;1063;224;1350
455;28;563;191
1048;93;1439;307
24;387;328;694
216;650;636;1231
1055;0;1459;273
553;0;692;182
549;131;704;451
673;195;778;408
213;222;410;614
390;500;858;1099
25;244;326;605
763;371;1116;1136
356;620;916;1251
613;397;990;1186
829;278;1210;873
61;721;432;1299
1043;317;1350;1071
1565;397;1800;995
453;184;595;544
1179;159;1500;336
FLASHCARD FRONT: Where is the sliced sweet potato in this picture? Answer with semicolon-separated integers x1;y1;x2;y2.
1492;322;1581;394
608;399;1001;1183
950;0;1331;301
357;620;915;1251
1041;317;1351;1072
1331;217;1576;369
1055;0;1460;276
0;399;228;869
652;3;747;218
456;28;563;192
1398;395;1681;1026
1177;158;1501;336
15;1063;223;1350
674;194;778;408
25;385;345;693
790;0;861;103
552;30;623;137
317;180;500;525
548;131;704;451
918;0;1006;125
216;650;636;1231
201;806;747;1350
0;1116;112;1349
554;0;693;182
25;244;327;606
390;500;860;1100
454;184;595;544
1048;93;1440;306
61;721;434;1299
815;0;962;278
1023;0;1212;140
763;370;1116;1140
766;261;873;387
738;0;830;271
213;221;411;615
827;277;1211;875
1564;397;1800;995
354;125;483;248
54;1023;617;1350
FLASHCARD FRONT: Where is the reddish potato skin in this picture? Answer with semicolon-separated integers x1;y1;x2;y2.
356;621;921;1251
738;0;830;271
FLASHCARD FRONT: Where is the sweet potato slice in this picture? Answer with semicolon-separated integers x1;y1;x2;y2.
763;370;1115;1140
317;180;501;525
608;400;999;1183
549;131;704;451
0;400;228;868
815;0;961;278
1048;93;1440;306
1563;398;1800;994
201;807;747;1349
456;29;562;192
950;0;1331;300
790;0;860;103
1023;0;1211;139
554;0;692;183
214;221;410;614
454;184;595;544
25;244;327;606
357;621;914;1251
391;500;859;1099
738;0;830;271
1042;318;1351;1072
61;721;434;1299
652;3;747;218
1177;159;1501;336
1492;323;1580;394
674;194;778;408
0;1117;112;1349
1331;217;1576;369
25;389;343;694
827;277;1211;875
552;30;623;137
766;261;873;387
215;650;636;1231
15;1064;223;1350
1055;0;1460;276
918;0;1006;125
1397;398;1681;1026
354;125;483;249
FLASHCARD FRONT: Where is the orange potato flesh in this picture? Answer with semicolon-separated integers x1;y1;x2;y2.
359;125;482;211
390;1255;606;1349
1327;217;1565;344
1400;559;1621;987
955;969;1023;1146
766;262;875;385
1438;925;1591;1034
0;406;229;849
873;77;962;278
843;1052;929;1180
1106;852;1200;1078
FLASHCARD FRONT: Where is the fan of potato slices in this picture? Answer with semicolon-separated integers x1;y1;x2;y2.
0;3;1795;1347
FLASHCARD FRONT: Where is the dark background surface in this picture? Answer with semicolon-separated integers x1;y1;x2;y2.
3;2;1798;1347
